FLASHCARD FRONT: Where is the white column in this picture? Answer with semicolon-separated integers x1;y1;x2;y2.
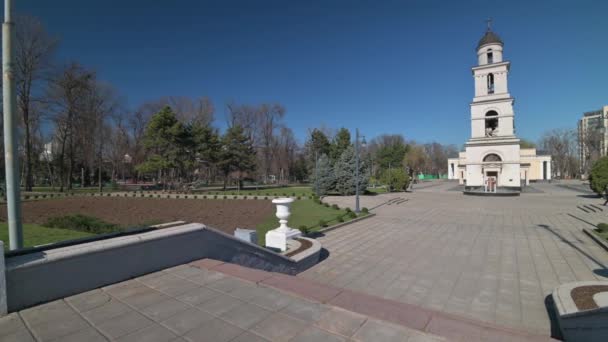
547;161;552;180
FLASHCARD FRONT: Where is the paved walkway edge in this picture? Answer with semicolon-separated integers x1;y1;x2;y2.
190;258;557;342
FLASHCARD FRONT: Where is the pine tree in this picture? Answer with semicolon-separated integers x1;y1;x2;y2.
136;106;187;187
334;146;369;196
218;125;256;190
311;154;335;196
330;128;351;162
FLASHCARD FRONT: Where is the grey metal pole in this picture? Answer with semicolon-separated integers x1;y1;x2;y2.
355;129;360;213
315;152;319;195
3;0;23;250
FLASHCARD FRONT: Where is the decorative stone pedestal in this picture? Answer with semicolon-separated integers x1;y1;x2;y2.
265;198;301;252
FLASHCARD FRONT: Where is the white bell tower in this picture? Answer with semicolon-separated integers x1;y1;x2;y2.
464;21;521;192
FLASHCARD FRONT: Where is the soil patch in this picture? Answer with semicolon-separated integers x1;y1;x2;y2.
0;197;274;235
285;238;313;257
571;285;608;310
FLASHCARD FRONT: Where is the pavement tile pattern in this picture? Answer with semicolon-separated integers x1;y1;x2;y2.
301;181;608;336
0;263;444;342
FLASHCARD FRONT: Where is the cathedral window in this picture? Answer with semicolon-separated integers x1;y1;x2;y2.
487;73;495;94
483;153;502;162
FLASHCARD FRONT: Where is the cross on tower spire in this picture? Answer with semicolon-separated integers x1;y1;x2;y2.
486;18;493;31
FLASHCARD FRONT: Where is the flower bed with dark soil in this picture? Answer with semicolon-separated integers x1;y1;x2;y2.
0;197;274;235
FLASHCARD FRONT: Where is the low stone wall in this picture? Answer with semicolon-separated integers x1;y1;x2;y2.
3;223;316;312
553;281;608;341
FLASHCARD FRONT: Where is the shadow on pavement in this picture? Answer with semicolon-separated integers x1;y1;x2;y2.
537;224;607;269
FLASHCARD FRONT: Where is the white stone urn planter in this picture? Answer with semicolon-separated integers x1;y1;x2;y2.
265;198;301;252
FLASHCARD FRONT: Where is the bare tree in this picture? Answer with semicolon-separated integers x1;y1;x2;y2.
15;15;58;190
47;63;93;191
540;128;578;178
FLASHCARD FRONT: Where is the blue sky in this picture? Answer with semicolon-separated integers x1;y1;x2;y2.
15;0;608;146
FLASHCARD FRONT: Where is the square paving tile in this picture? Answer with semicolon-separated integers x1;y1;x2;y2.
66;289;112;312
80;299;132;324
97;310;154;339
183;318;244;342
28;312;90;342
58;327;108;342
290;326;347;342
246;287;294;311
351;319;411;342
176;286;222;306
280;298;329;322
196;293;245;316
116;323;178;342
0;329;36;342
121;289;171;309
20;300;75;326
219;302;273;329
141;298;191;322
161;307;215;335
206;276;253;294
250;312;308;342
314;308;367;338
231;331;270;342
104;280;150;299
0;313;28;337
186;269;226;286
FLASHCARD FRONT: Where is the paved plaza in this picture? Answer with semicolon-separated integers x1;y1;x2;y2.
301;180;608;336
0;261;446;342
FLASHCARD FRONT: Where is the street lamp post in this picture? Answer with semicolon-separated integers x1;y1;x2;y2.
354;129;366;213
3;0;23;250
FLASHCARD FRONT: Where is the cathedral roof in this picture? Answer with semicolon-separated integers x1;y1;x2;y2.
477;29;503;50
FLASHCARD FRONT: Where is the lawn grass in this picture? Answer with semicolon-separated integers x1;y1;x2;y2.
366;186;388;194
256;199;360;245
0;223;94;251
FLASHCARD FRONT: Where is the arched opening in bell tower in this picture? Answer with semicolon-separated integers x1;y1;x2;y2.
487;49;494;64
487;73;495;94
485;111;499;136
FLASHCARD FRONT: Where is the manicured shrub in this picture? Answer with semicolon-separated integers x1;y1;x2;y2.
345;207;352;213
264;196;269;200
203;195;207;199
231;192;236;195
282;193;287;196
296;196;301;200
361;207;369;213
323;202;330;207
337;215;344;223
348;211;357;219
149;194;153;198
213;195;218;199
243;195;248;199
233;195;238;199
331;204;339;210
273;193;278;196
223;195;227;199
292;192;296;196
597;223;608;232
298;225;310;234
254;196;258;200
45;214;121;234
590;157;608;195
318;219;328;228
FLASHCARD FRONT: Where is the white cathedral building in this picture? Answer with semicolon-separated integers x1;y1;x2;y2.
447;26;551;193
